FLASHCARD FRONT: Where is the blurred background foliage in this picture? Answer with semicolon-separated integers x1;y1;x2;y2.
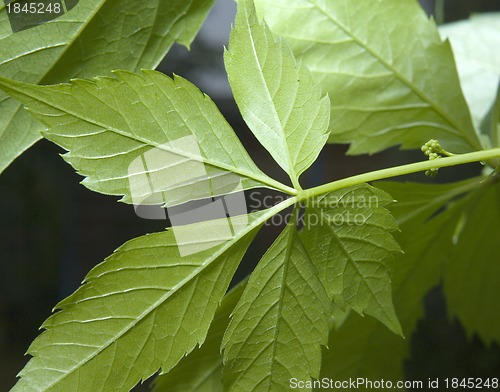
0;0;499;390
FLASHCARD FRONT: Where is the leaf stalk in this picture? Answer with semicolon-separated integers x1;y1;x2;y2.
298;147;500;201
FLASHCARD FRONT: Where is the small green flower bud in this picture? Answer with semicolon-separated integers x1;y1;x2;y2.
425;168;438;177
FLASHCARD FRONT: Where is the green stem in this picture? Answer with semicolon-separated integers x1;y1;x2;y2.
291;176;303;193
299;147;500;200
288;201;300;228
264;177;297;195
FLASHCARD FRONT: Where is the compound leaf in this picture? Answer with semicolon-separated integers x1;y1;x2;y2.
153;281;246;392
253;0;481;154
226;0;330;185
222;214;331;391
300;184;402;334
12;207;282;392
0;0;215;174
0;71;290;208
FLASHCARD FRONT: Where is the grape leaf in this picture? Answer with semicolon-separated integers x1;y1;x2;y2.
12;206;283;391
299;184;402;334
222;213;331;391
153;281;246;392
0;71;291;208
439;13;500;130
0;0;215;174
253;0;481;154
320;177;486;386
225;0;330;185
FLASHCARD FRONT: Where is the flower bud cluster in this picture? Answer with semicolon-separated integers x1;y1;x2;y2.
420;139;452;177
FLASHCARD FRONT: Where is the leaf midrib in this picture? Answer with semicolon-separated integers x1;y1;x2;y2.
40;206;282;390
0;0;107;149
38;0;108;84
318;208;396;328
10;80;290;193
392;177;481;225
243;9;299;184
265;225;294;391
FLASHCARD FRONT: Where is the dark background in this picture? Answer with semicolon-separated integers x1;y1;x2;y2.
0;0;499;390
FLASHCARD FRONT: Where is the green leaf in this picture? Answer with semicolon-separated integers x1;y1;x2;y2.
12;206;282;391
439;13;500;130
299;184;402;334
443;178;500;344
0;71;292;207
481;82;500;149
0;0;215;174
222;212;331;391
320;177;486;385
492;84;500;149
253;0;481;154
153;281;246;392
225;0;330;186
